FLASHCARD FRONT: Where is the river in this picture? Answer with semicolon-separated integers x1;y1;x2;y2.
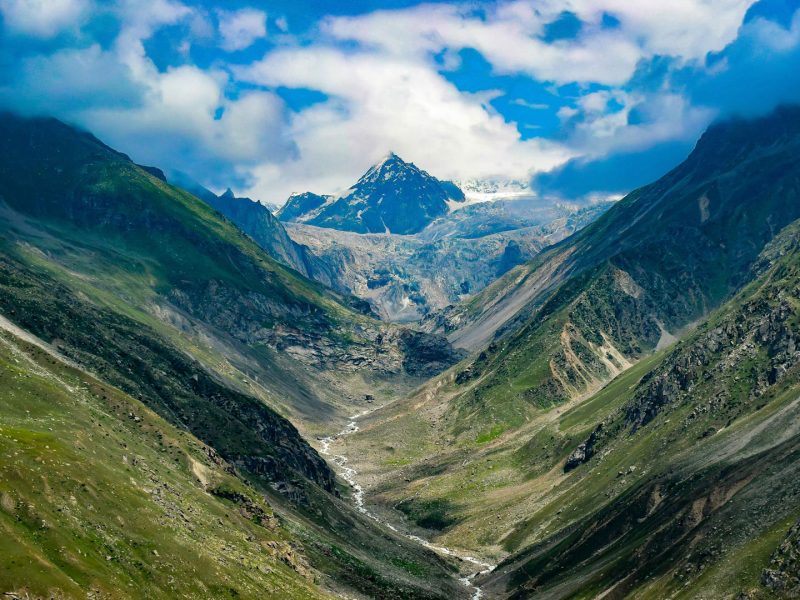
319;411;495;600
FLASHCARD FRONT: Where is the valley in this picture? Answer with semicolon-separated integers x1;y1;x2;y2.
2;78;800;600
313;106;800;599
3;2;800;599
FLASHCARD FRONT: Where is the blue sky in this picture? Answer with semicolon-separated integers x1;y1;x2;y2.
1;0;799;204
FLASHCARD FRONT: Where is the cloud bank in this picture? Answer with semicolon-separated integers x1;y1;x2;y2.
0;0;797;203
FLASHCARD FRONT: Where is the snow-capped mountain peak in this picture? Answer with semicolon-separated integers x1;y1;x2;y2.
277;153;465;234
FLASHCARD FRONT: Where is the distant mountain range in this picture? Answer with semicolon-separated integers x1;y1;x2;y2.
277;152;465;234
287;202;610;322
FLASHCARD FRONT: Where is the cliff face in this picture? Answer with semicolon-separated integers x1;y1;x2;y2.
205;189;341;290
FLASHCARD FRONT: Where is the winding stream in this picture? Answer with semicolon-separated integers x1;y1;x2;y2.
319;412;494;600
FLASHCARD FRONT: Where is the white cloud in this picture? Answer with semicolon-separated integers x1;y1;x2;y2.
0;0;291;189
744;6;800;52
324;0;757;86
512;99;550;110
232;0;756;202
0;0;89;37
567;92;714;157
0;0;771;204
218;8;267;52
237;47;573;202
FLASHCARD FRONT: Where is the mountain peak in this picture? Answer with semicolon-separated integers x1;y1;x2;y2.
378;151;404;165
278;154;464;234
362;151;413;181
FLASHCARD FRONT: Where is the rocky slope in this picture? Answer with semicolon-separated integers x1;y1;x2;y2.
277;152;465;234
419;196;610;241
167;174;341;291
278;191;333;222
287;201;609;322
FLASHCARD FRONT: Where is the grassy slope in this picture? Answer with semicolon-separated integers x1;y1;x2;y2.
478;218;800;598
0;326;329;600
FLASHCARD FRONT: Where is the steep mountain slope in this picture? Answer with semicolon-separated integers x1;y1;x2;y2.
0;113;467;599
287;200;609;322
478;215;800;599
0;322;331;599
277;152;465;234
205;188;341;291
167;174;339;291
278;191;333;222
333;106;800;584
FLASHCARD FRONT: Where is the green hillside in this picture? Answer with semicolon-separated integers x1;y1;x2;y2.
0;323;330;599
480;215;800;599
0;113;466;599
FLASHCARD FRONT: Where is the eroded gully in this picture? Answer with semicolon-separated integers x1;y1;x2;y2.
319;411;495;600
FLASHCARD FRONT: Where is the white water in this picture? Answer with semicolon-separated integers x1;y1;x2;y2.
319;412;494;599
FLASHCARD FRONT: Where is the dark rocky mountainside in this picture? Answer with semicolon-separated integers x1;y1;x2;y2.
277;152;465;234
167;174;341;290
205;189;343;289
277;191;332;222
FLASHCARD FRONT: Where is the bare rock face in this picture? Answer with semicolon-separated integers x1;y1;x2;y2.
398;329;468;377
762;521;800;595
285;201;610;323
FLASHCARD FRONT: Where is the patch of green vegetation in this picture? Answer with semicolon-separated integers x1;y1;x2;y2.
0;330;327;599
395;498;460;531
475;424;506;444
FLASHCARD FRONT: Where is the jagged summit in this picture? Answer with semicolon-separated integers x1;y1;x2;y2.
277;153;465;235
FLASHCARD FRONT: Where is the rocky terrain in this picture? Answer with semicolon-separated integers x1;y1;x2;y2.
286;202;610;321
